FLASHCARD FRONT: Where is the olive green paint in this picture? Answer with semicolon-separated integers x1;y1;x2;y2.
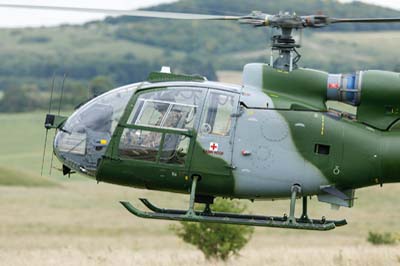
357;70;400;130
281;111;382;189
189;142;234;197
97;140;234;196
261;65;400;189
262;66;328;111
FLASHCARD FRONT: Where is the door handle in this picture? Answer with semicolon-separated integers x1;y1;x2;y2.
225;165;237;170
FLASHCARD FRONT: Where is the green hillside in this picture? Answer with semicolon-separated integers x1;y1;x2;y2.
0;0;399;113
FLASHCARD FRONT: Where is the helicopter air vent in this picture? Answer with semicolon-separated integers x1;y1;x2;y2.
147;72;206;83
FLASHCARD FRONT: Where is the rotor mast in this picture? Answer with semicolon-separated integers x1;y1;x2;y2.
239;11;329;72
270;26;301;72
266;12;304;72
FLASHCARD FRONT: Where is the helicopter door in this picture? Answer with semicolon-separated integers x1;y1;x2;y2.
189;90;239;195
113;87;206;191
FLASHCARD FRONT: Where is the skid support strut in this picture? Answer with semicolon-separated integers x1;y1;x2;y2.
186;176;199;217
300;196;309;221
288;185;301;224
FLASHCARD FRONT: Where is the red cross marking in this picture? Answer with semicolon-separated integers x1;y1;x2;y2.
211;143;218;151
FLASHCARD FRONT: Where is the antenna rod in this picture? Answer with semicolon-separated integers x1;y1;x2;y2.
48;73;56;114
50;73;67;175
40;130;49;176
41;73;56;176
57;73;67;115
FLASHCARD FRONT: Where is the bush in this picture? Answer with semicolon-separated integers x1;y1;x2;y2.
367;231;398;245
171;199;254;261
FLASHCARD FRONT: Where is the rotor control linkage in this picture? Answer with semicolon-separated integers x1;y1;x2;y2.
120;180;346;231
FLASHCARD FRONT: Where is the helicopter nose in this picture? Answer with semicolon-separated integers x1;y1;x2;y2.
54;130;94;176
54;128;113;177
52;97;115;176
51;82;137;177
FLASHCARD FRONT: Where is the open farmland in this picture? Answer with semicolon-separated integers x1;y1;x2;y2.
1;112;400;265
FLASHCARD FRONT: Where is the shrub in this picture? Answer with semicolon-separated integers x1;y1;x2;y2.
171;199;254;261
367;231;397;245
0;85;43;113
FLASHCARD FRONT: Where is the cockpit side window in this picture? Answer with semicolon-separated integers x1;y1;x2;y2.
201;91;238;136
128;88;204;131
119;87;206;164
119;129;162;162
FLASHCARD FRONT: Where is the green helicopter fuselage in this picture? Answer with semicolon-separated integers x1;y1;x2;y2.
50;64;400;208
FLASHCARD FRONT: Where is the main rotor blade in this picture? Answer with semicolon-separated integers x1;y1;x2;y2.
331;18;400;23
0;4;240;21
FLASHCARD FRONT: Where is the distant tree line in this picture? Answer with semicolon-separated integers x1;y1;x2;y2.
0;52;217;113
0;0;399;113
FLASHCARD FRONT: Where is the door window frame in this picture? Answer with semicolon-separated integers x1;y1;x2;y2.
199;89;240;137
110;86;207;168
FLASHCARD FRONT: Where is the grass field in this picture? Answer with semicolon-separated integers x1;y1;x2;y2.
0;166;57;187
1;110;400;265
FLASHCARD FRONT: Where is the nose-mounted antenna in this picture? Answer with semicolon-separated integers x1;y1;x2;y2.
41;72;69;176
49;73;68;175
41;73;56;176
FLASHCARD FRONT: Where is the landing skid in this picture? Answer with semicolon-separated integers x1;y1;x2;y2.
140;198;346;227
120;177;347;231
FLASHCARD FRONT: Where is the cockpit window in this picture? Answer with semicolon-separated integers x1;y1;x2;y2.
128;87;204;131
62;85;135;136
54;84;137;173
118;87;206;164
201;91;238;136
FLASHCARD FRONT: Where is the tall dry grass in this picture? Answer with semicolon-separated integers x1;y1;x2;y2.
1;244;399;266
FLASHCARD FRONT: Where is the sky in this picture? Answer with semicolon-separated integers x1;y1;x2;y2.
0;0;398;28
0;0;178;28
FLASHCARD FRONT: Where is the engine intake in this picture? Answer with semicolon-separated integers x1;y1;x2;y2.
327;70;400;130
327;72;362;106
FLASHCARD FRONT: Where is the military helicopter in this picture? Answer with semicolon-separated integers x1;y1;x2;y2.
2;4;400;231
